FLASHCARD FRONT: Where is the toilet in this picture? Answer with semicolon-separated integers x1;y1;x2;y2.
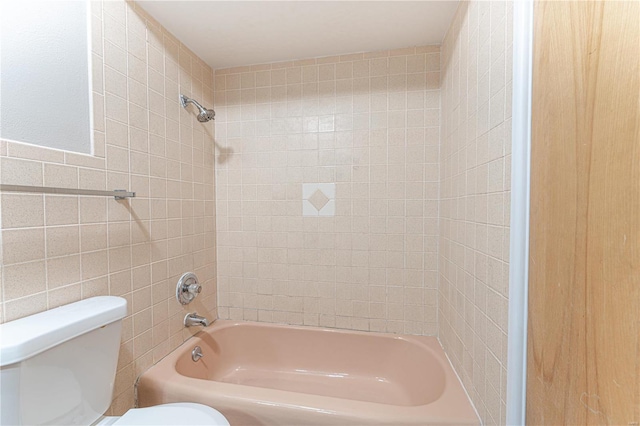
0;296;229;426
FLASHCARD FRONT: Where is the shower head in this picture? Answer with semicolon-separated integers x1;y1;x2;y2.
196;108;216;123
180;95;215;122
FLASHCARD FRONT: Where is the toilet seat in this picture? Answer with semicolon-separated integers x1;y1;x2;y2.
112;403;230;426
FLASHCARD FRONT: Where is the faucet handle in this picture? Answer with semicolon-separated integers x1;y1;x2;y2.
191;346;204;362
176;272;201;305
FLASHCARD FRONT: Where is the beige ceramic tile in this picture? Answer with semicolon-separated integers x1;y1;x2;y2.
1;194;44;228
3;292;48;322
2;228;45;265
3;261;47;300
43;164;79;189
1;157;43;186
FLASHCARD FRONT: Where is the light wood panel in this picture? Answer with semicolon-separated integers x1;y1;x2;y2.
527;1;640;424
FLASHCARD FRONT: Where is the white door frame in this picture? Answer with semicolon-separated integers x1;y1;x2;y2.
506;0;534;424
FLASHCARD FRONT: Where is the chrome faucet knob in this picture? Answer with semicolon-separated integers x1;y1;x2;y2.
176;272;201;305
191;346;204;362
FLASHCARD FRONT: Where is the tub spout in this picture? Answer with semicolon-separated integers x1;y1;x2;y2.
184;312;210;327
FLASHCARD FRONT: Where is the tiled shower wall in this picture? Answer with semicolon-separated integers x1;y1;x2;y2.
214;47;441;335
0;1;216;414
439;1;513;424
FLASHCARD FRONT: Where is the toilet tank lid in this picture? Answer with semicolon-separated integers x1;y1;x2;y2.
0;296;127;367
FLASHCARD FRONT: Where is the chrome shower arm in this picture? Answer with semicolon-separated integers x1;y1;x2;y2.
180;94;204;110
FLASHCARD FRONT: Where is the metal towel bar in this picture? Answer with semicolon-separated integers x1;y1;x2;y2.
0;184;135;200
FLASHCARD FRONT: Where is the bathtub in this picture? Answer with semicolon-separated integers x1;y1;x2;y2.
137;321;479;425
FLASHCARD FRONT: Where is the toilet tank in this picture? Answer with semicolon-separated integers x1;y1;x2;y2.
0;296;128;425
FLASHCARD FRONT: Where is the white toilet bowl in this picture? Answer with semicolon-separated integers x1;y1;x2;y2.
95;403;229;426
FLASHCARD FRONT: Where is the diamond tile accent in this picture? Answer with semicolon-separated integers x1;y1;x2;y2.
308;189;330;211
302;183;336;216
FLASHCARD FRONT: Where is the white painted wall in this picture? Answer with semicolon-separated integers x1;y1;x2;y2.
0;1;92;154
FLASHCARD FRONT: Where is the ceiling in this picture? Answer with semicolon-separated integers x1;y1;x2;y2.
137;1;459;70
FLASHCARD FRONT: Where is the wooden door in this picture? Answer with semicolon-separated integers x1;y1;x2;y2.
527;1;640;424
